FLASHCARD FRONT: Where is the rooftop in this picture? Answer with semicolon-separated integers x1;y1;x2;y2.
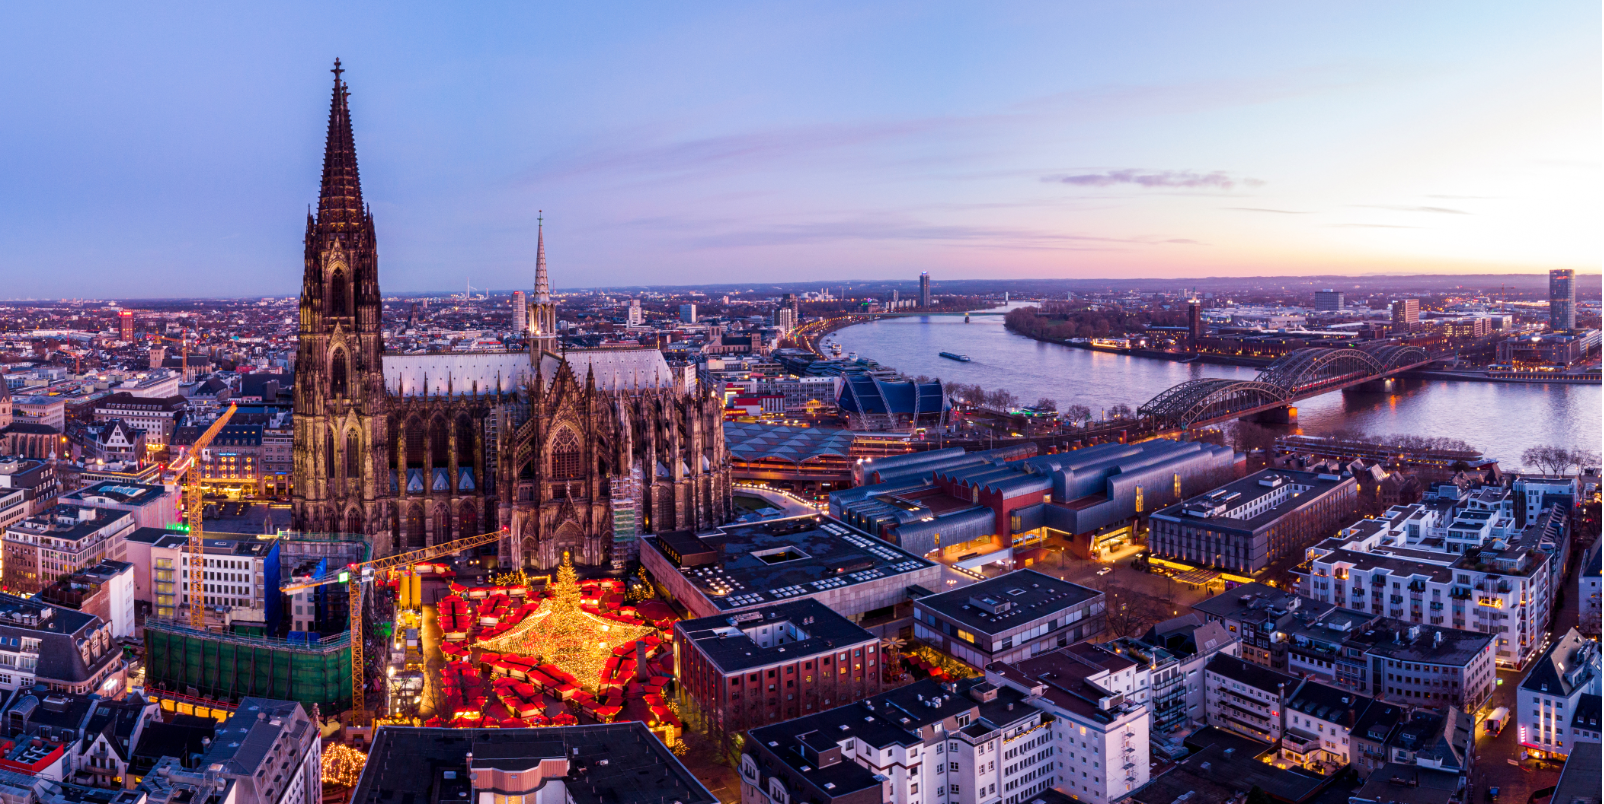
1520;628;1600;698
1205;653;1299;695
676;599;876;674
914;569;1100;636
351;724;717;804
1154;469;1349;533
64;481;166;507
645;516;933;611
1551;742;1601;804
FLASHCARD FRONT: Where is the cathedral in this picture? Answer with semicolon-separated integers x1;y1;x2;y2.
290;62;733;568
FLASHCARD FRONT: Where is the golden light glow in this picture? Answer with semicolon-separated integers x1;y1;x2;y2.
475;552;654;688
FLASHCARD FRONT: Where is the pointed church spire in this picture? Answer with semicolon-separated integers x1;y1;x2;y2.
317;59;364;230
534;211;551;304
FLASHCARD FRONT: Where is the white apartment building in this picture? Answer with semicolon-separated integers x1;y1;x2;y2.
1518;629;1602;761
126;529;279;627
1581;544;1601;636
1280;680;1375;773
989;649;1152;804
1295;504;1562;668
2;504;134;596
1204;653;1297;744
1095;617;1239;736
742;649;1152;804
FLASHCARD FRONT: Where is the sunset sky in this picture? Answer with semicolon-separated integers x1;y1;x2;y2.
0;3;1598;297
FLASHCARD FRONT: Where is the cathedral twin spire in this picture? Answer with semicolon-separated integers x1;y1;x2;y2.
317;59;366;231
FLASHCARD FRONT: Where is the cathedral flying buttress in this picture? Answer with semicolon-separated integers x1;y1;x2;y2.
290;62;733;569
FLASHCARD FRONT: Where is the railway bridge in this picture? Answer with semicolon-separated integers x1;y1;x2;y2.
1138;344;1433;429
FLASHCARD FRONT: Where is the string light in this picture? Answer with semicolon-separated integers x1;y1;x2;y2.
476;552;654;688
321;744;368;788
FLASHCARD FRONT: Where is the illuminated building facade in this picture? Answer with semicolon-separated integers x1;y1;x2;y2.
289;63;732;568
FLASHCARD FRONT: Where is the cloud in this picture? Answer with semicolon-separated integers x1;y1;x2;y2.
1425;195;1496;200
1329;223;1420;229
1165;238;1205;245
1224;206;1309;214
1354;205;1469;214
623;213;1194;252
1044;169;1260;190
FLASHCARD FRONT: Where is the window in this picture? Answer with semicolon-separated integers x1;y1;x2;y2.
550;429;583;479
330;350;348;397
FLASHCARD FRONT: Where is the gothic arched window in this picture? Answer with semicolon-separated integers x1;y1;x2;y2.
550;429;583;479
330;268;348;316
430;419;449;464
345;509;363;537
405;417;425;468
456;415;475;465
330;350;348;397
346;431;361;484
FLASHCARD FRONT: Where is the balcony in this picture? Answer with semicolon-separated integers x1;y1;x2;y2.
1280;730;1320;755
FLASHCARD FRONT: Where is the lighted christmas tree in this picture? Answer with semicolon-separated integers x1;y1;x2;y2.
476;550;652;688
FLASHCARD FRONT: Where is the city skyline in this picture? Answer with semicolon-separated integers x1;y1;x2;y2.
0;3;1598;297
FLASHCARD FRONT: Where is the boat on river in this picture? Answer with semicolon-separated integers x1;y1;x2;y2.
939;352;972;362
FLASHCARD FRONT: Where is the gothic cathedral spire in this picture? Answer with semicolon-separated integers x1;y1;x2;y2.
529;211;559;356
293;59;388;543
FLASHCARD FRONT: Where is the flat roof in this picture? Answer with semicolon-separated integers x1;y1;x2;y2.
676;599;876;674
913;569;1100;636
1154;469;1349;533
351;724;716;804
645;516;933;611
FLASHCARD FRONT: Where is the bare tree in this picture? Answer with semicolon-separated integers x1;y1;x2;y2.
1108;403;1135;420
1063;404;1092;426
1033;397;1058;412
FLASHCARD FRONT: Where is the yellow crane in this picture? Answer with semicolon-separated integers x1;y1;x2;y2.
281;526;508;725
167;402;239;629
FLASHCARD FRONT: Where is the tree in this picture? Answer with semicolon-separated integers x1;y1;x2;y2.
1033;397;1057;412
1063;404;1092;426
1108;403;1134;420
1523;446;1571;475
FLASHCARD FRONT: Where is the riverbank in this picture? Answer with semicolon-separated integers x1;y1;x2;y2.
1406;369;1602;385
1007;327;1274;368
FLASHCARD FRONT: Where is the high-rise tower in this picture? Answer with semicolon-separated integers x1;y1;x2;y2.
292;60;390;537
1550;269;1576;331
918;272;931;308
529;214;558;354
512;290;528;333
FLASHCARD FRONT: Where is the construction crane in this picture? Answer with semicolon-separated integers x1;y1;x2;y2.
281;526;508;725
167;403;239;629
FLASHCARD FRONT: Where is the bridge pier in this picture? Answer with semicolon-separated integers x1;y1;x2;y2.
1243;405;1297;425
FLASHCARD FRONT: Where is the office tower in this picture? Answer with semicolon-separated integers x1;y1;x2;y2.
774;306;796;333
1550;269;1576;331
891;289;898;304
627;297;643;326
1188;300;1204;346
1314;289;1344;311
511;290;527;333
918;272;931;308
119;311;135;342
1391;298;1419;328
679;303;697;324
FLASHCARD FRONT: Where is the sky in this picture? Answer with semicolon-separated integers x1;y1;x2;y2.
0;3;1598;298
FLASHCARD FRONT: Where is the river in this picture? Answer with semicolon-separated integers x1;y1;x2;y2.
829;303;1601;470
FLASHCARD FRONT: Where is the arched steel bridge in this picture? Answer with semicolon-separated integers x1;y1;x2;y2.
1139;344;1432;428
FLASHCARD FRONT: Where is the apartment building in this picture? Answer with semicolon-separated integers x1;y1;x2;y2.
203;698;321;804
741;677;1047;804
1148;470;1357;574
0;593;125;695
62;481;174;530
675;599;883;735
1582;544;1601;636
1518;629;1602;761
38;559;136;640
1349;703;1474;780
1295;508;1560;667
913;570;1105;668
170;423;266;494
1102;614;1239;736
1203;653;1297;744
2;505;135;595
122;529;281;630
989;647;1153;803
1281;680;1374;773
92;394;186;452
0;688;158;789
0;456;61;519
1193;582;1337;670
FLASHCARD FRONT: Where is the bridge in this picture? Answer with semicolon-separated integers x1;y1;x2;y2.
1138;344;1432;429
